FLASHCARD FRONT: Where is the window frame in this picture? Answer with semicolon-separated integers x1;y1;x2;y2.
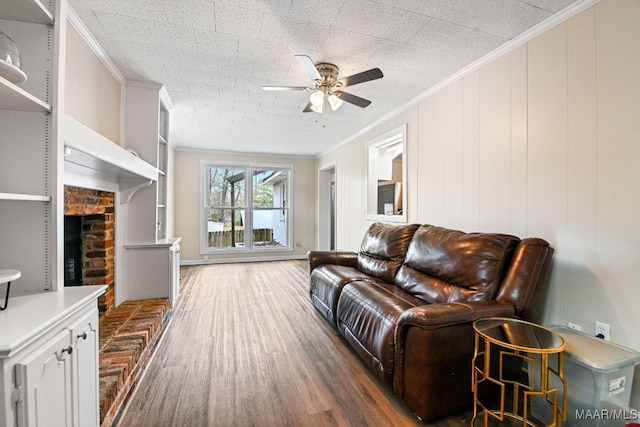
200;160;294;254
365;124;408;223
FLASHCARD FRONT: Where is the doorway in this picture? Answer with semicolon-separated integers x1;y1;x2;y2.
318;162;336;250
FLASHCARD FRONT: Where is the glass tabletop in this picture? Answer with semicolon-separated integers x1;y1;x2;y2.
473;317;565;353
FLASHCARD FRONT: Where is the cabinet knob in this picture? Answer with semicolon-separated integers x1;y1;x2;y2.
61;346;73;355
77;332;88;340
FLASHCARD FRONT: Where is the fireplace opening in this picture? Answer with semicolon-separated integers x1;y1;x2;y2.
64;186;116;313
64;216;82;286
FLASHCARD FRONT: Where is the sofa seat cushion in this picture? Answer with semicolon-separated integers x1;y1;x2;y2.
336;280;425;385
310;265;386;326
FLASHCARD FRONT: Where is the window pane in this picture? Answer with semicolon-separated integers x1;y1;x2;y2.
252;169;287;208
252;209;287;247
207;167;246;207
206;208;245;248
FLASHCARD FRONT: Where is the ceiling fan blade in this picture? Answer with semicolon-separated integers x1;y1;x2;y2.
303;102;314;113
295;55;321;82
262;86;311;91
334;91;372;108
336;68;383;88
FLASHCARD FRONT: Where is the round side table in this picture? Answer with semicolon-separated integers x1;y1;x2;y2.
472;317;567;426
0;269;21;310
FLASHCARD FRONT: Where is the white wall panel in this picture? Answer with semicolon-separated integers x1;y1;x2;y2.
462;72;481;231
65;22;120;144
565;7;599;335
416;99;437;224
405;107;420;222
441;82;465;230
509;45;529;238
335;138;367;249
478;54;513;232
527;23;569;325
431;90;448;226
595;0;640;346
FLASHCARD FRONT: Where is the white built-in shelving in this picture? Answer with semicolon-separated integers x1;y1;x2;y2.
1;0;104;425
122;82;181;306
0;0;59;293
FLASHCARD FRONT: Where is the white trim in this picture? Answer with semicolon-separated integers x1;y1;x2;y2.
160;86;174;111
317;0;602;158
319;160;337;172
365;124;407;223
181;254;307;265
177;146;315;160
317;160;337;250
66;6;126;85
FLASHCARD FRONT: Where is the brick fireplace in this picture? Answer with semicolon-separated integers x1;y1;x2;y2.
64;186;115;313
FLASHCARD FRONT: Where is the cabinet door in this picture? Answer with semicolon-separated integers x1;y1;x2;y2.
70;309;99;427
15;330;73;427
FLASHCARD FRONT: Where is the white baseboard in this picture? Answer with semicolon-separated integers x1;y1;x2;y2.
181;254;308;265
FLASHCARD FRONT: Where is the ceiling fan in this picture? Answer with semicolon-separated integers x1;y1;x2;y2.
262;55;383;113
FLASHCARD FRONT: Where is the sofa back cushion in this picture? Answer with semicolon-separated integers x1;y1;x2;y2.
395;225;520;304
357;222;420;283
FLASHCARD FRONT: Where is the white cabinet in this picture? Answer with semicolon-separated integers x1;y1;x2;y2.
14;330;73;427
0;286;105;427
124;238;181;306
70;309;99;427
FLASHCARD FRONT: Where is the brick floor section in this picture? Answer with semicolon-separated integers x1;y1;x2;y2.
98;299;171;427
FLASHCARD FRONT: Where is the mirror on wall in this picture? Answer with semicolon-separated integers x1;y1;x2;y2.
366;124;407;222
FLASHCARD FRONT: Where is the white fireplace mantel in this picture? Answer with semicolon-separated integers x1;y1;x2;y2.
63;114;158;198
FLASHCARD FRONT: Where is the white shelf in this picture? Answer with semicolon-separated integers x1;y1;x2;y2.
0;76;50;112
0;193;49;202
0;0;53;24
63;115;159;191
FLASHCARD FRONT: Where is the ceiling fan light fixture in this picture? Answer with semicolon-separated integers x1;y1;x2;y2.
263;55;384;114
328;94;343;111
309;89;325;106
310;102;324;113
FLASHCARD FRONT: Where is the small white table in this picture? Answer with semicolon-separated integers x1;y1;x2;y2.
0;269;20;310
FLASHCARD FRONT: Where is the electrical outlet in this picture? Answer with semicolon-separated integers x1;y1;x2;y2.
568;322;582;331
595;321;610;341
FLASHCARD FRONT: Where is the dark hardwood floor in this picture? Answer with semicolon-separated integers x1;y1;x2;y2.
115;260;472;426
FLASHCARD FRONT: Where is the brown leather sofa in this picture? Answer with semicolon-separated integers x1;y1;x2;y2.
308;222;553;421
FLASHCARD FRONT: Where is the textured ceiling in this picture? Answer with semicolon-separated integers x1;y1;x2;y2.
68;0;578;157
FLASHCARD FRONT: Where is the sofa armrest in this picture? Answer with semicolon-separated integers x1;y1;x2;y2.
307;250;358;272
396;300;516;331
392;300;516;420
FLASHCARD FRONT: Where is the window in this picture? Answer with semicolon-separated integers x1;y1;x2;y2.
201;162;292;253
366;125;407;222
